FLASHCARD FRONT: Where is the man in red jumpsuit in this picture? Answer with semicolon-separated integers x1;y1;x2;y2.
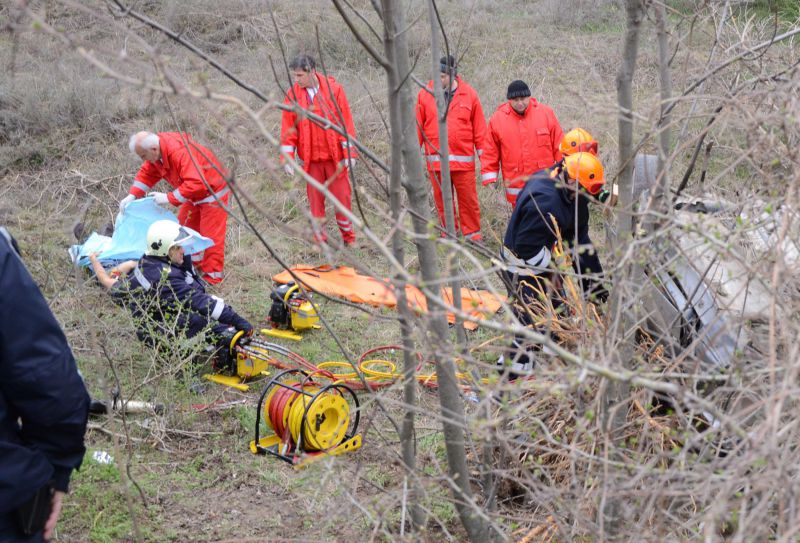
280;54;358;246
120;131;229;284
481;80;564;207
416;55;487;242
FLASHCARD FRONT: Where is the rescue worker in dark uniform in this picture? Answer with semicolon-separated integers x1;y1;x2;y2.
498;151;613;376
1;227;90;542
109;220;253;366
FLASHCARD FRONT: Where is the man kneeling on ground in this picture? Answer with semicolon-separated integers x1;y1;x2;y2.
95;220;253;368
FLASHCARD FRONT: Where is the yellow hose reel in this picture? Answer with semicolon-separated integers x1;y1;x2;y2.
250;368;362;467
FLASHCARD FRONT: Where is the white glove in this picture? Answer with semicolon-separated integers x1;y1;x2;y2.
283;163;294;176
118;194;136;213
149;192;172;206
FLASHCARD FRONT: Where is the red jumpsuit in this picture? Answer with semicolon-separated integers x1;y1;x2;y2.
482;100;563;207
129;132;229;284
280;73;358;244
416;77;487;241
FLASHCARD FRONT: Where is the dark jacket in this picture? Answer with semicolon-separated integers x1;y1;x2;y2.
502;170;604;295
0;227;89;513
111;255;251;344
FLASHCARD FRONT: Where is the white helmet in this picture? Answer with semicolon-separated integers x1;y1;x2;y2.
145;220;190;257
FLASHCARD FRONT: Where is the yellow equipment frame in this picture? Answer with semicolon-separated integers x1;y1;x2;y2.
249;369;362;468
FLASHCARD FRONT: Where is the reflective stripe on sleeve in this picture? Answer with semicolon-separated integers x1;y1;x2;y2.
506;187;522;196
495;354;532;373
171;189;188;203
132;180;150;192
526;247;551;268
481;172;498;182
206;271;224;279
133;267;152;291
509;359;532;372
425;154;475;163
210;295;225;320
500;246;552;273
196;187;230;205
280;145;296;153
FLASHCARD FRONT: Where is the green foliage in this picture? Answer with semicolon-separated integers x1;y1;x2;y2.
235;402;256;430
364;465;392;488
418;432;447;464
65;453;137;543
742;0;800;24
5;0;797;540
579;2;624;33
670;0;799;23
425;485;458;527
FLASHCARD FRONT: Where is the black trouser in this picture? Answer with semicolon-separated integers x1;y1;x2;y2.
136;322;236;372
209;324;238;373
0;514;45;543
498;270;562;379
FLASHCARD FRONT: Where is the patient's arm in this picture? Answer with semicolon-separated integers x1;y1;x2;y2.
115;260;138;276
88;254;136;290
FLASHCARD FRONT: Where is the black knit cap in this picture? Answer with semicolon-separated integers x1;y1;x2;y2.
439;55;457;74
506;80;531;99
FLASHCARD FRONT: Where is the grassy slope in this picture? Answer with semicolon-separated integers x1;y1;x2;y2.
1;0;796;541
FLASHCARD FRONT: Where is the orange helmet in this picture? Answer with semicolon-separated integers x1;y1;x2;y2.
564;152;605;195
560;128;598;156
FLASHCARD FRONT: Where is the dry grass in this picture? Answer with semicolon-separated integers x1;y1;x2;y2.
2;0;800;541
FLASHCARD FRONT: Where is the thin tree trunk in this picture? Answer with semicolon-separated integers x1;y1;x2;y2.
602;0;645;538
426;11;493;524
382;0;424;532
426;2;456;242
677;0;730;141
380;1;490;540
426;0;467;348
654;0;672;220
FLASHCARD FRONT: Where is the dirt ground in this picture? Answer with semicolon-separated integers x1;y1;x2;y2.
3;0;797;541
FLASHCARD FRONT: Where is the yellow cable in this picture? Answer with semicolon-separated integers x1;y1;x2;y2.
317;361;358;380
359;359;399;380
312;359;496;388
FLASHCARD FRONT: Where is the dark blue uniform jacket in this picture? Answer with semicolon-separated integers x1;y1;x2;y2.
111;255;251;344
0;228;89;513
503;170;604;293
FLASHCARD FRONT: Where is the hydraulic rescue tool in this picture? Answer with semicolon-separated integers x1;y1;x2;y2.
89;387;165;415
263;282;320;341
250;368;362;467
203;330;275;391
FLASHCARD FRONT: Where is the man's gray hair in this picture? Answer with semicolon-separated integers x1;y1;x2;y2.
288;54;316;72
128;131;160;156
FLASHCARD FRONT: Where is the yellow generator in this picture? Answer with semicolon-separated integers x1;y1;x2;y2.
264;283;320;341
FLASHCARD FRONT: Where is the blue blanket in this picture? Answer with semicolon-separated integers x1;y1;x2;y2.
69;197;214;267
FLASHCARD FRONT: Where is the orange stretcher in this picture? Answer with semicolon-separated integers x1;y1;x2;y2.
272;265;506;330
